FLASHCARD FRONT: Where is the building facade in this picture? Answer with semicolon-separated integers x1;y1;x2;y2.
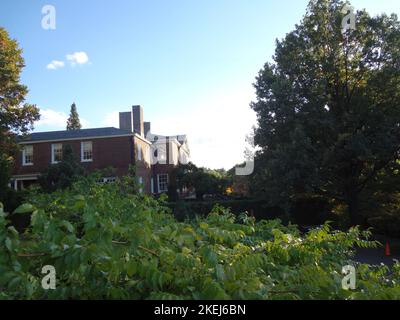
11;105;190;195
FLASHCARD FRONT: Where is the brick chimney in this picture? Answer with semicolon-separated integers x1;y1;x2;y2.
132;105;144;137
119;112;132;132
144;122;151;138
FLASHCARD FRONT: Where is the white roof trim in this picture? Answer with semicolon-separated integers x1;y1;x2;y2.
133;133;152;145
18;134;133;145
11;174;40;180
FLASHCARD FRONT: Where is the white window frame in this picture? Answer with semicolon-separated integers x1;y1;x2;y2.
157;174;168;193
81;141;93;162
51;143;63;164
22;145;34;166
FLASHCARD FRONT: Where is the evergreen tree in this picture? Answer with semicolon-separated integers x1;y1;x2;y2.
66;103;82;130
250;0;400;225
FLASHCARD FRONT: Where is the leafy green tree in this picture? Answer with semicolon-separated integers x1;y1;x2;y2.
0;27;40;202
66;102;82;130
251;0;400;225
172;163;228;200
38;145;84;192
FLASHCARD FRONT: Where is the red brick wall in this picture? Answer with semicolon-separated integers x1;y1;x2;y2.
13;136;135;177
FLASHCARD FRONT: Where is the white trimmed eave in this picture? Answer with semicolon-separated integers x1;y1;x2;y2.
18;133;134;145
133;133;152;145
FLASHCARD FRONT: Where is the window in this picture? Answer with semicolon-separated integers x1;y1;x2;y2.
138;176;143;193
137;144;142;161
51;143;63;163
102;177;116;184
22;145;33;166
97;177;117;184
157;174;168;193
81;141;93;162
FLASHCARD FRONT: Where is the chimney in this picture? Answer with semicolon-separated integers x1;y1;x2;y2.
132;105;144;136
144;122;151;138
119;112;132;132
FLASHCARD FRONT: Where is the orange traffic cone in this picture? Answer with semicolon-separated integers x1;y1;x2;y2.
385;242;391;257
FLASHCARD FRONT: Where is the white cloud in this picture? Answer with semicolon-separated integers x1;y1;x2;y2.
46;60;65;70
101;111;119;127
35;108;90;131
66;51;89;66
36;108;68;127
46;51;89;70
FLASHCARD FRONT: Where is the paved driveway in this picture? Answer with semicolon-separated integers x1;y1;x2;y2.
353;247;400;267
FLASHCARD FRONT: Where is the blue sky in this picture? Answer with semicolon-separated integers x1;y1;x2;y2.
1;0;399;169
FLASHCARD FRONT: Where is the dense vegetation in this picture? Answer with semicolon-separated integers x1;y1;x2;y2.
250;0;400;227
1;175;400;300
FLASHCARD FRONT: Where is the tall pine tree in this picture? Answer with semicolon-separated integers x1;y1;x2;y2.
250;0;400;225
66;102;82;130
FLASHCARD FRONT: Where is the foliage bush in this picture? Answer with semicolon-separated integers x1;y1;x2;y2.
1;176;400;300
169;200;284;222
38;144;84;193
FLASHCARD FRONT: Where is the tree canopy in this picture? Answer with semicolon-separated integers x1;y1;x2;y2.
250;0;400;225
171;163;229;200
0;27;40;202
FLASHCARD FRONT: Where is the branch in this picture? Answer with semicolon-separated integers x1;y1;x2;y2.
268;290;300;295
111;240;159;257
112;240;129;245
17;252;47;258
138;246;159;257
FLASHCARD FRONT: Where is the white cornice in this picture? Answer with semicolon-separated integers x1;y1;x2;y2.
18;134;134;145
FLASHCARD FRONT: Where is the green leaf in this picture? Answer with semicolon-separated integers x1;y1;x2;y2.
126;261;137;277
200;222;209;230
5;238;12;251
62;220;75;233
215;264;226;282
13;203;35;214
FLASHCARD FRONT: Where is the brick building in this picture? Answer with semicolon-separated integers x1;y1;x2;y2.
11;105;190;195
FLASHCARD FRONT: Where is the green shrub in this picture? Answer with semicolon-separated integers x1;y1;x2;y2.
38;144;84;192
169;200;284;222
1;177;400;300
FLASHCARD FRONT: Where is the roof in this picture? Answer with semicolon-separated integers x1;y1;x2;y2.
148;133;188;145
18;127;133;143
